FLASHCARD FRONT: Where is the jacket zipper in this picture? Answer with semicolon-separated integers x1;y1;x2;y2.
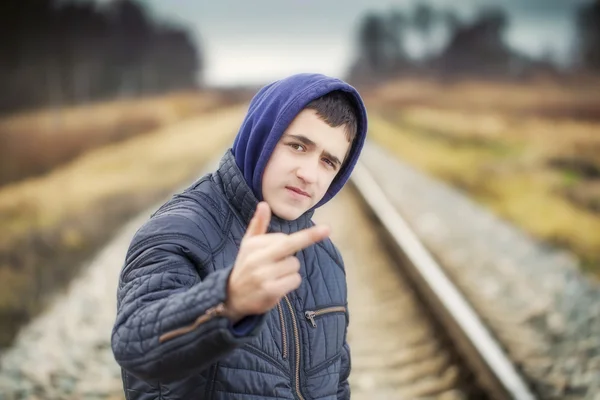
158;302;225;343
304;306;347;328
284;295;305;400
276;302;288;360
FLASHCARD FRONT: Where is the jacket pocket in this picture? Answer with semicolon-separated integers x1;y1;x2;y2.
302;305;347;373
304;306;346;328
158;302;225;343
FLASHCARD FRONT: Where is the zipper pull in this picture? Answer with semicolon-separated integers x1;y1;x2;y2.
305;311;317;328
206;302;226;317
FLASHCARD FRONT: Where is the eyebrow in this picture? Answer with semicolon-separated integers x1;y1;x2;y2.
284;134;342;167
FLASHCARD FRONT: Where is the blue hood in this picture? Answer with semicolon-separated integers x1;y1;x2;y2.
231;73;368;210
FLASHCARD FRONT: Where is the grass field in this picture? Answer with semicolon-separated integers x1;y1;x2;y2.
0;95;247;348
363;78;600;277
0;91;225;186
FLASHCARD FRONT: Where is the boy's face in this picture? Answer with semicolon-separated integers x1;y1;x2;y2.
261;109;352;221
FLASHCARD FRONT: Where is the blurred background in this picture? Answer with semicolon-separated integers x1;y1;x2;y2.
0;0;599;380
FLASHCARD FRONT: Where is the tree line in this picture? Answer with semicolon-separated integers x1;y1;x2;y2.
0;0;201;114
3;0;599;114
349;1;600;83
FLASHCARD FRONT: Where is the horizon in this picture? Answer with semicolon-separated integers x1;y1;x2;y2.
128;0;591;87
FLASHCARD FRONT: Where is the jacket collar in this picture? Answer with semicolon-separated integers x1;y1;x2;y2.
213;149;314;235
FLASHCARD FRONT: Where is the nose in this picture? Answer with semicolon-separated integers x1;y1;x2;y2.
296;158;318;184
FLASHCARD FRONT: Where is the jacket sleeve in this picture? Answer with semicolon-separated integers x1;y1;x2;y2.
111;213;265;383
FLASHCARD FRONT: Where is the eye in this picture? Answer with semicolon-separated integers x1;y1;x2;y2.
323;158;336;169
288;142;305;151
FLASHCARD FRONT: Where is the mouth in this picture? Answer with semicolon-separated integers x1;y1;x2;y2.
285;186;311;198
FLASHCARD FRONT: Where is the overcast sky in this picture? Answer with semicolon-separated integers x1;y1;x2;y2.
131;0;591;87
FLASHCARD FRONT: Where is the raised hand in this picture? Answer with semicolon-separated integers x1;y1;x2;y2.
224;202;330;322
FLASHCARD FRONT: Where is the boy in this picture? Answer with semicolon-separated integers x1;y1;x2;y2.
111;73;368;399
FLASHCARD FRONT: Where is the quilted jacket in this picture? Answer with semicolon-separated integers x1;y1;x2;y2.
111;149;352;399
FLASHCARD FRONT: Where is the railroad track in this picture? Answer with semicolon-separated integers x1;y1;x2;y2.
0;149;539;400
310;160;538;400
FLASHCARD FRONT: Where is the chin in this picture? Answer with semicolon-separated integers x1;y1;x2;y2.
271;202;309;221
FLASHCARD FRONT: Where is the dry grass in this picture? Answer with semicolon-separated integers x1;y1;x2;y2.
368;77;600;120
365;78;600;276
0;91;224;186
0;105;244;237
0;104;247;347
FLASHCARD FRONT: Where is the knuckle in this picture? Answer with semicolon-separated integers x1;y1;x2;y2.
290;273;302;289
260;275;274;291
263;286;278;302
286;256;300;270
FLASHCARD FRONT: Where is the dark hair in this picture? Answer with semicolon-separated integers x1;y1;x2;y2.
304;91;358;143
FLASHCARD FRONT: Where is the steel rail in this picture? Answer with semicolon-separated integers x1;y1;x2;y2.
349;160;537;400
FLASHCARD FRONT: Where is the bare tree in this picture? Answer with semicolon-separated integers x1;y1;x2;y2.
0;0;203;115
576;0;600;72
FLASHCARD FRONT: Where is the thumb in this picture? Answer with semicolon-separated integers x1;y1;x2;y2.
244;202;271;238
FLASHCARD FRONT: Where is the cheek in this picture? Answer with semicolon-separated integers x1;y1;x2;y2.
267;151;291;176
262;152;284;190
262;166;276;193
317;172;337;195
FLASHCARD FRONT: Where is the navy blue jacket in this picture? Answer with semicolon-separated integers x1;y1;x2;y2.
111;74;368;399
